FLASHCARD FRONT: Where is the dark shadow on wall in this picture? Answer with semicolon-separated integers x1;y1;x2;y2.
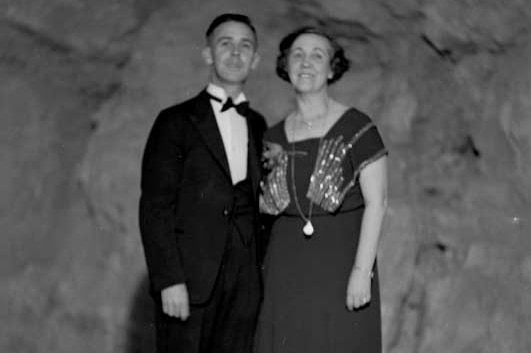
125;275;156;353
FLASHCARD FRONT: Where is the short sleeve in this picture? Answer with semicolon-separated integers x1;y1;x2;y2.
349;117;388;177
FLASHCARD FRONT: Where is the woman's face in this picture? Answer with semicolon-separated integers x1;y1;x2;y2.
286;33;334;93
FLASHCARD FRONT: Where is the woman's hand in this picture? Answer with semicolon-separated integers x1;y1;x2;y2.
262;142;284;170
259;145;289;215
346;267;372;310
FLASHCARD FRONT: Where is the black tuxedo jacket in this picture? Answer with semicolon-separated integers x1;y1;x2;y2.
139;90;266;304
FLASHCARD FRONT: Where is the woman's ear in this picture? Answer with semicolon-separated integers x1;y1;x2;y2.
326;61;335;80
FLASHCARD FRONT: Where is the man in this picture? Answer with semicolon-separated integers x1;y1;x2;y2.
139;13;266;353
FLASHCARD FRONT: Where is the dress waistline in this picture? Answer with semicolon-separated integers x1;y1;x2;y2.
281;204;364;218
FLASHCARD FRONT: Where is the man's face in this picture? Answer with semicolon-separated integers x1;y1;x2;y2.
203;21;259;86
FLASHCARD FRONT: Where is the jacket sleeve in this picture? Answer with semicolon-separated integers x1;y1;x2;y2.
251;110;271;264
139;108;186;295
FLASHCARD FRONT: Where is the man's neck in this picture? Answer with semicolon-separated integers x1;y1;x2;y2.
209;81;244;100
225;86;244;100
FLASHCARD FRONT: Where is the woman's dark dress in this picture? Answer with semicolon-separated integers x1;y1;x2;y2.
255;108;387;353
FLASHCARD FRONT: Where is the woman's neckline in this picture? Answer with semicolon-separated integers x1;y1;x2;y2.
283;107;353;144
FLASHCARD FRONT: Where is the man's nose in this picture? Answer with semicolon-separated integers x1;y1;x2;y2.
231;45;240;56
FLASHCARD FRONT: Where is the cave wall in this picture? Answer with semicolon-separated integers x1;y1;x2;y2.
2;0;530;352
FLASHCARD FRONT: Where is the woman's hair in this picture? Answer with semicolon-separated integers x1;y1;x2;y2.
276;26;350;85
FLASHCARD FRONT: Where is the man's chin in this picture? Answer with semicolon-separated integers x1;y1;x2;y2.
218;73;249;85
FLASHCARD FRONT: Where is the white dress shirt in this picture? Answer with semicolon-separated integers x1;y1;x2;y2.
206;83;248;185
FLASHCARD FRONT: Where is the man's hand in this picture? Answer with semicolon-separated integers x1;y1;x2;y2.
161;283;189;320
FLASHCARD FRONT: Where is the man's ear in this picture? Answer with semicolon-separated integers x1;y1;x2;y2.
202;47;213;65
251;52;261;71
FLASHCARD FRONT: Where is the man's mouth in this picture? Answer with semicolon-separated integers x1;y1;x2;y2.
226;60;243;69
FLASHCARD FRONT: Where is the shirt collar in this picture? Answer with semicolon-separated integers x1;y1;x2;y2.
206;83;247;105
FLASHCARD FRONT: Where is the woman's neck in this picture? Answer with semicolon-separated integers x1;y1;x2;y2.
295;91;331;121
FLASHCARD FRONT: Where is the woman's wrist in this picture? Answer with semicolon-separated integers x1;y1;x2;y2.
353;265;374;278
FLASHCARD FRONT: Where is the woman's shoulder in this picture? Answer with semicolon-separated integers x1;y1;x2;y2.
341;106;387;156
324;99;373;136
341;106;374;131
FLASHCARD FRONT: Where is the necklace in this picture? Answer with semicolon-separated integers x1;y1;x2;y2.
289;110;328;237
295;116;324;130
299;119;314;129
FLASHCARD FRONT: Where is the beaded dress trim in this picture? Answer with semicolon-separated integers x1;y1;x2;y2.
260;122;386;214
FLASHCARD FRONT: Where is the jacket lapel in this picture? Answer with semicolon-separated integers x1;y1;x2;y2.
189;90;232;181
189;90;262;194
246;115;261;197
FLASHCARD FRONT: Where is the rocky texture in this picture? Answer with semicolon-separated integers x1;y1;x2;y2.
2;0;531;352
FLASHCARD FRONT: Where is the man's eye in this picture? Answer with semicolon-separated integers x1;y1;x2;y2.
241;43;253;50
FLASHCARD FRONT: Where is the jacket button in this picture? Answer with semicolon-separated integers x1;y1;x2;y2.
223;208;230;216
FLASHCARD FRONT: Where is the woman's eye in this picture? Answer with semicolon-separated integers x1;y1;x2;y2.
312;52;324;60
290;52;303;60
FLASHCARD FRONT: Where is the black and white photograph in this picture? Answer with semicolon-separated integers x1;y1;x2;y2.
2;1;530;352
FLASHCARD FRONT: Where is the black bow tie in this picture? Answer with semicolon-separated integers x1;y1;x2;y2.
209;94;250;116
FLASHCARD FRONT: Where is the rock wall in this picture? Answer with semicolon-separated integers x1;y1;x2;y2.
2;0;530;352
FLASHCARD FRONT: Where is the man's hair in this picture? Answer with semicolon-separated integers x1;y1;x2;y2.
205;13;257;44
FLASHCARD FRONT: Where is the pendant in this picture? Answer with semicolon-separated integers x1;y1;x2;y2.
303;221;314;236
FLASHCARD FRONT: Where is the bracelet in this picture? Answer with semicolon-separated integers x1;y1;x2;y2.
354;266;374;278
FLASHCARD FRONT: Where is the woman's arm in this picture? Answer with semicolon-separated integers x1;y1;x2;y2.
346;155;388;310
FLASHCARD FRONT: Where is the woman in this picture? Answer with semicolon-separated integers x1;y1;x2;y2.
255;27;388;352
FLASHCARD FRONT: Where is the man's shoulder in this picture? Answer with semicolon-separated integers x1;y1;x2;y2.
158;93;202;117
247;107;267;131
248;106;265;119
152;93;207;129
